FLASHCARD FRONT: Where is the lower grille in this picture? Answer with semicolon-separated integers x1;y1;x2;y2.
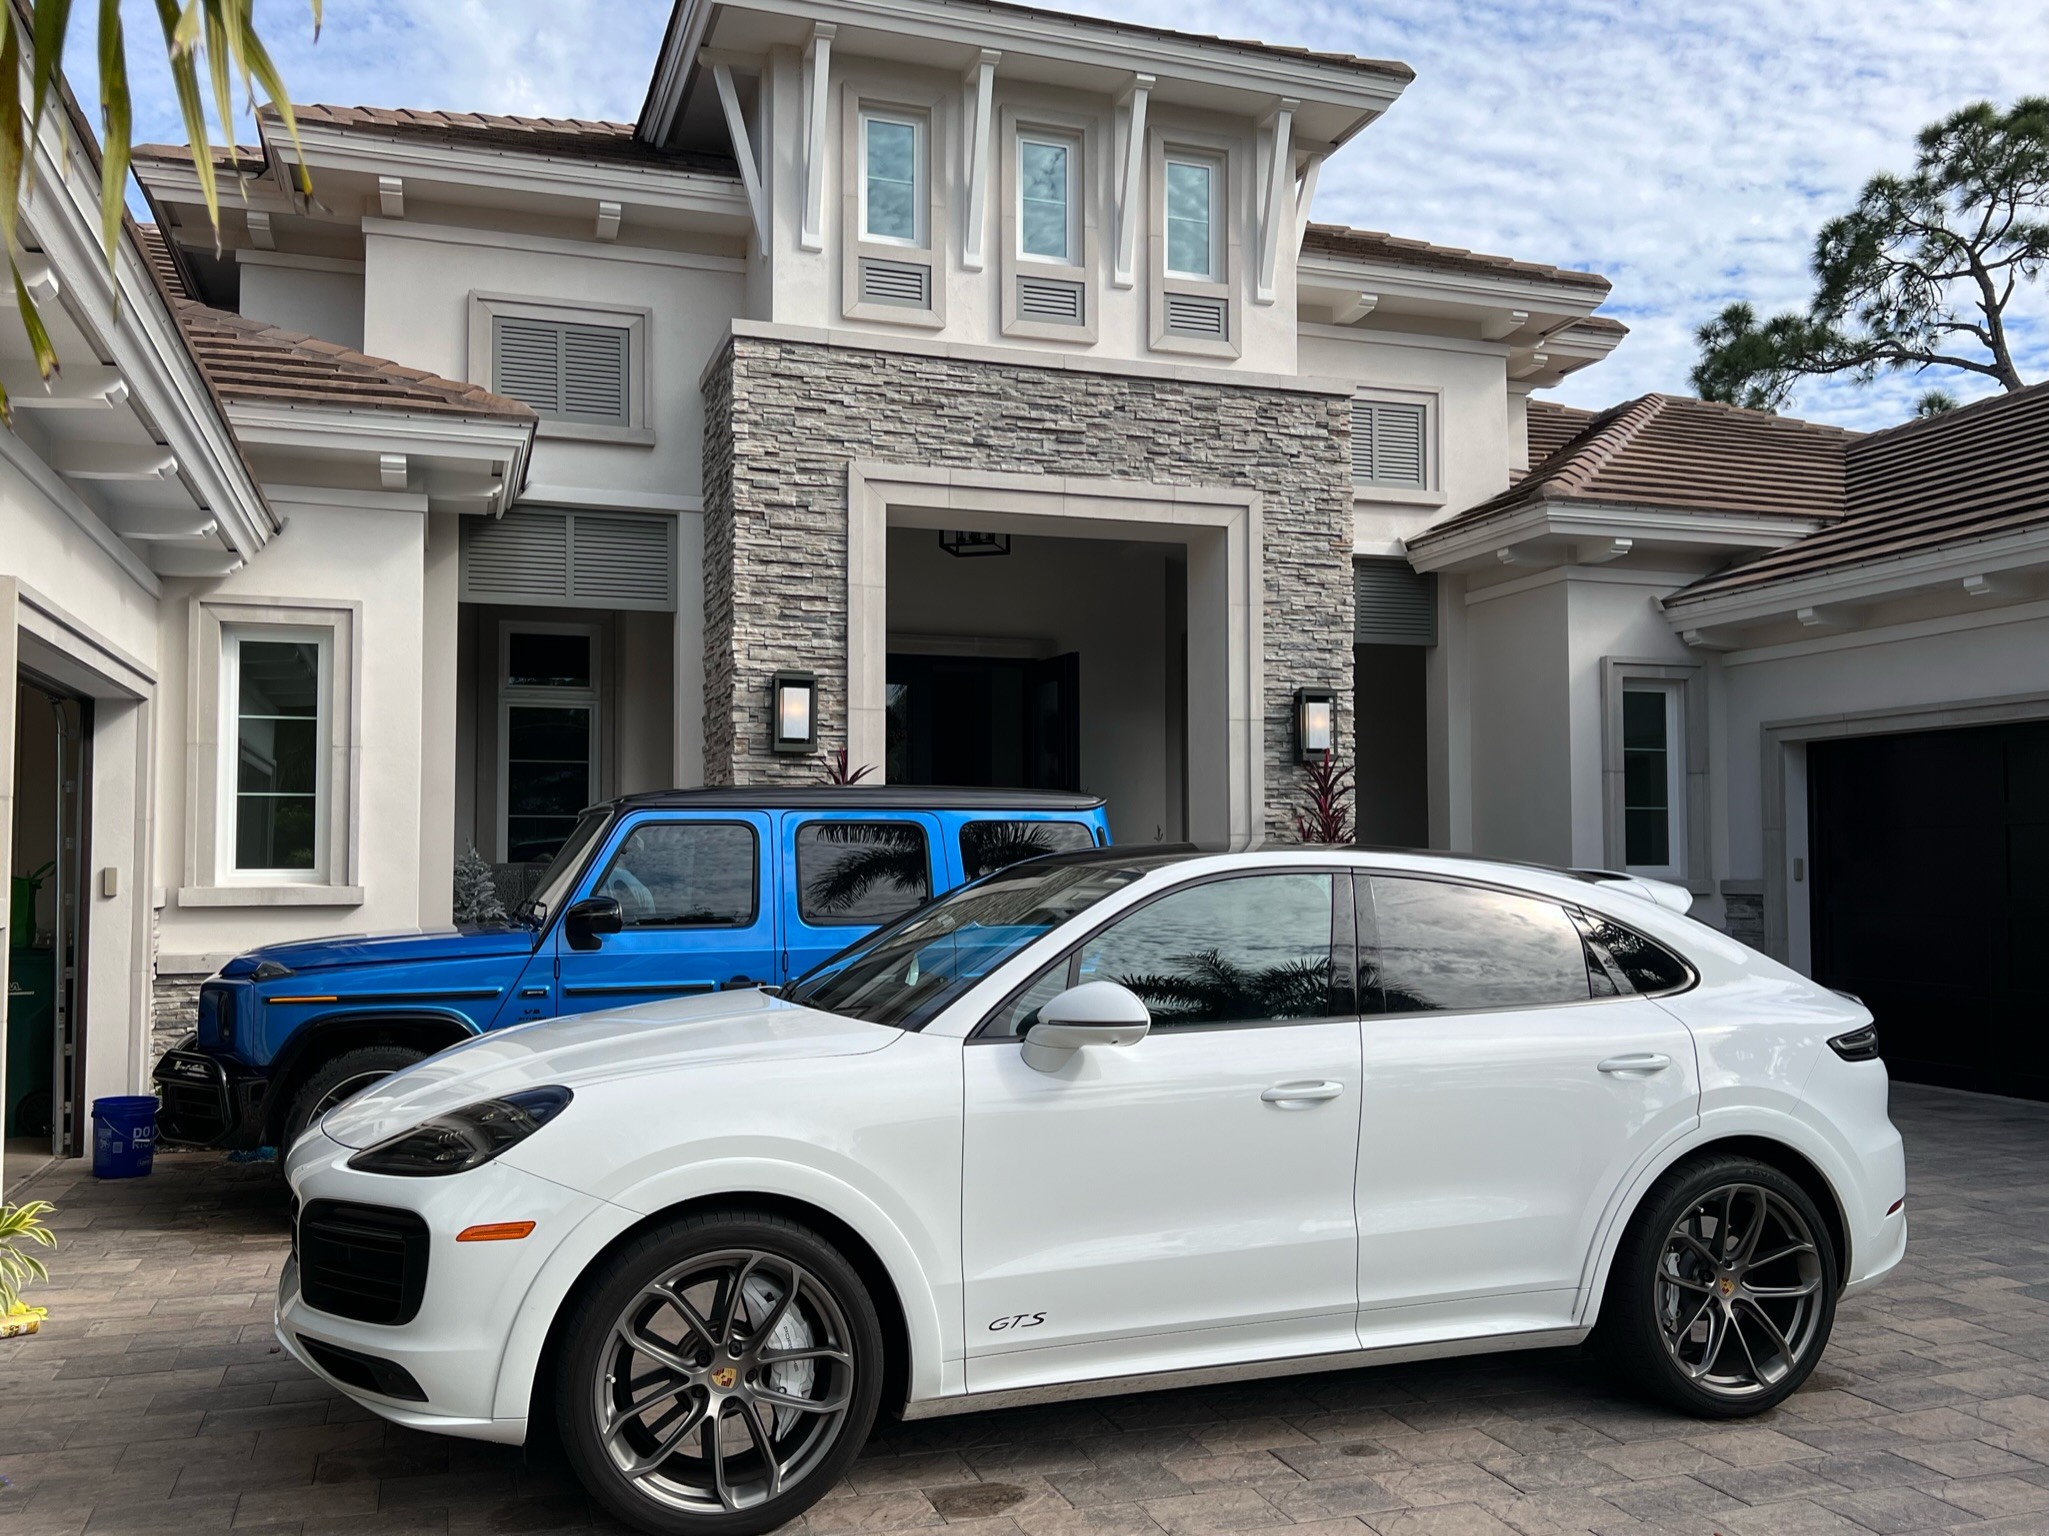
298;1335;428;1402
298;1201;430;1326
153;1050;233;1146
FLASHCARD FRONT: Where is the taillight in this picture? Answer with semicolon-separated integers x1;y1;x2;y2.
1828;1025;1880;1062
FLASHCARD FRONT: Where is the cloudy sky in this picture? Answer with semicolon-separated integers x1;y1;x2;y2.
75;0;2049;430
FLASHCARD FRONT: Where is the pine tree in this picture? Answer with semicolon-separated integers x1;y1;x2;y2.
453;844;507;925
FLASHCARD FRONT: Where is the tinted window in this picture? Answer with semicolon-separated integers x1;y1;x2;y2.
795;821;930;926
1367;877;1591;1013
785;860;1143;1031
595;822;756;927
960;819;1096;881
1073;873;1335;1029
1581;915;1694;995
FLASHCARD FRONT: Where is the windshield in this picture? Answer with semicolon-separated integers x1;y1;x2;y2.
518;809;610;924
782;859;1143;1030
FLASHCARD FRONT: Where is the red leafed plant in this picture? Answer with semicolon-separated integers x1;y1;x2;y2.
1293;750;1355;844
815;746;877;786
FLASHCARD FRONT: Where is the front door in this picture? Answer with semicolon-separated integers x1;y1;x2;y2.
780;812;943;981
962;869;1361;1392
553;812;777;1013
1353;874;1698;1341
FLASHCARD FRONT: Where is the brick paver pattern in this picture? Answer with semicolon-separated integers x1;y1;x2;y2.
2;1084;2047;1535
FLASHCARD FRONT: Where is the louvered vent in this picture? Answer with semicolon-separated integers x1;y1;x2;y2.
570;515;673;607
491;317;631;426
1164;292;1228;338
1018;275;1085;325
462;508;568;602
462;509;674;611
1354;558;1437;647
860;257;932;308
1352;400;1428;489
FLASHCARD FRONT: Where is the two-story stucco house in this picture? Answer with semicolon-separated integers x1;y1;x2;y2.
4;0;2046;1179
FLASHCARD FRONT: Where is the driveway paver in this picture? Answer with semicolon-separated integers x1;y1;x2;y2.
3;1083;2047;1536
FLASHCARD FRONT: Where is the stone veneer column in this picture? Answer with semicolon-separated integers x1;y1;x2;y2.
700;332;1357;835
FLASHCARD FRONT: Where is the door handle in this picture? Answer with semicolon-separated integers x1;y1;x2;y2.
1261;1080;1345;1105
1598;1053;1673;1075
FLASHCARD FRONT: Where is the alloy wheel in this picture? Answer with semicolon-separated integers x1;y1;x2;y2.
1655;1182;1824;1399
591;1247;856;1514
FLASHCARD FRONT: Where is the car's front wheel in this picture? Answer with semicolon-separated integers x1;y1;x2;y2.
1600;1154;1838;1418
557;1211;883;1535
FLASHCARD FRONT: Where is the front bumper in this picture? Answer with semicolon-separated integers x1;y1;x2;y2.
153;1042;267;1149
276;1126;608;1441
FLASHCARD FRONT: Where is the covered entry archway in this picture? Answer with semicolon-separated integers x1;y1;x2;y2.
845;463;1263;849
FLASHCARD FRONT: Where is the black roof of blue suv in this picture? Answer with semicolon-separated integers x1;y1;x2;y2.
603;787;1107;812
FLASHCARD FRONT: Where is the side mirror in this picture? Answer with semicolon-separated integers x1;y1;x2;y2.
1021;981;1151;1073
564;895;622;951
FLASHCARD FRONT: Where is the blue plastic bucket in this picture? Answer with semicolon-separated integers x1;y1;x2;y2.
92;1095;159;1179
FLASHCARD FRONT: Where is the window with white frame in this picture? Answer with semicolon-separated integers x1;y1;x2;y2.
499;625;600;864
223;627;330;877
1622;682;1684;876
861;110;926;246
1164;153;1221;281
1017;132;1078;264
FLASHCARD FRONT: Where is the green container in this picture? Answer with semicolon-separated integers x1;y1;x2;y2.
5;948;55;1138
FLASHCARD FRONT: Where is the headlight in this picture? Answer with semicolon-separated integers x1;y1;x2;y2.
346;1087;573;1177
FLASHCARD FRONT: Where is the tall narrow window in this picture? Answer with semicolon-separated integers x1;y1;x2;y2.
1165;155;1218;280
1623;685;1682;874
501;626;599;864
1018;135;1074;263
227;630;328;874
862;112;923;245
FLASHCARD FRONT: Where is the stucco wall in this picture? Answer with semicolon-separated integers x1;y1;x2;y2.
1466;575;1571;865
237;260;366;351
360;225;746;505
154;500;430;973
703;332;1353;837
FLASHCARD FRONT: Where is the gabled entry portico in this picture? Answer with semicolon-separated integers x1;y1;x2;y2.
845;462;1262;846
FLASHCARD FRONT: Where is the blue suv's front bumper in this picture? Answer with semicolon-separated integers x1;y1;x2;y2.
154;1036;267;1147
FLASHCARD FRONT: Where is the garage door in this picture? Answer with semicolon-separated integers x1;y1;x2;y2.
1809;720;2049;1100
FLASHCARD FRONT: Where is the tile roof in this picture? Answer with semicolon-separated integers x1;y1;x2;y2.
954;0;1413;81
139;106;739;177
171;301;538;422
266;104;739;175
1522;399;1596;474
1671;382;2049;604
133;224;193;301
1412;393;1856;550
1301;224;1612;294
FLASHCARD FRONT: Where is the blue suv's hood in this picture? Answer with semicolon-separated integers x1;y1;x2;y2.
223;925;537;976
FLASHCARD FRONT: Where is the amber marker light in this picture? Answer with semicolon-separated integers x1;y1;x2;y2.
267;996;339;1005
456;1221;537;1243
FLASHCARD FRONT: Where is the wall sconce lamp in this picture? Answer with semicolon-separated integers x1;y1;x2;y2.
938;530;1011;558
770;671;818;754
1294;687;1337;763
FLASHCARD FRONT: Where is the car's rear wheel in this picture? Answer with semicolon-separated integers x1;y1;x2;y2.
557;1211;883;1535
1600;1154;1838;1418
280;1045;425;1154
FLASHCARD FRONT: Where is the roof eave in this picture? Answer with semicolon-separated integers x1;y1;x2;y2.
1405;495;1832;573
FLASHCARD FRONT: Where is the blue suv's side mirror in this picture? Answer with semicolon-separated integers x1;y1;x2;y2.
564;896;623;951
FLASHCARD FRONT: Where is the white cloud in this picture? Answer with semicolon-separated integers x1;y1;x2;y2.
78;0;2049;429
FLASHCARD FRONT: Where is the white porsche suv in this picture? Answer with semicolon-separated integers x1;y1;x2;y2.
280;848;1905;1536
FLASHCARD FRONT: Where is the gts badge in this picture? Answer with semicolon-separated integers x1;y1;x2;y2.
988;1312;1047;1332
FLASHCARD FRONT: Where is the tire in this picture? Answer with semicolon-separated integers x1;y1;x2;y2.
279;1045;425;1154
555;1210;884;1536
1598;1154;1839;1418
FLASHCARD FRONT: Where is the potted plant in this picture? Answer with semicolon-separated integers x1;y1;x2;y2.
0;1200;56;1336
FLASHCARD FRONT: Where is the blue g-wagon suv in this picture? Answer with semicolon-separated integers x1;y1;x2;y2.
154;787;1108;1151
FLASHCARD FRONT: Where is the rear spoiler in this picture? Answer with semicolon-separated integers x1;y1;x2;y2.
1568;868;1694;916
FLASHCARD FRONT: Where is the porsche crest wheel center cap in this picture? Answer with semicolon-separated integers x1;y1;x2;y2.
1718;1275;1736;1297
710;1366;738;1390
